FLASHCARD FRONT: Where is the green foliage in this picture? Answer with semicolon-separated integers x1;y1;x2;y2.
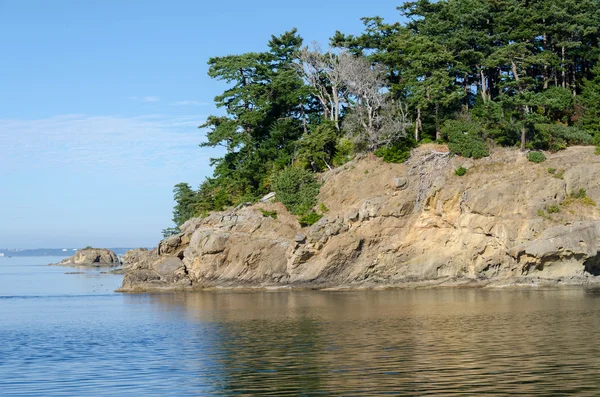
161;228;180;238
532;124;593;152
172;183;199;227
562;188;597;207
537;87;575;123
197;29;308;209
259;209;278;219
538;204;560;219
374;138;415;163
272;166;320;215
527;151;547;163
444;120;489;159
319;203;329;213
580;65;600;135
547;168;556;174
84;246;93;249
554;169;565;179
338;0;600;149
295;121;338;172
332;138;354;167
454;166;467;176
595;146;600;155
166;2;600;233
570;189;588;200
298;211;323;227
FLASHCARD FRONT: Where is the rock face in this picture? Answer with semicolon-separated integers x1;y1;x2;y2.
119;145;600;292
53;248;119;268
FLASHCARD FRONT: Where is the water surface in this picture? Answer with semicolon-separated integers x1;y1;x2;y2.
2;256;600;395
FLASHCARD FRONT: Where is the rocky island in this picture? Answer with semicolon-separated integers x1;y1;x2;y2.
52;248;120;268
118;145;600;292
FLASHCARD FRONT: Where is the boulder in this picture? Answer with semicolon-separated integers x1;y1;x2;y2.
509;222;600;277
393;176;408;190
260;192;276;202
158;234;184;257
52;248;119;268
121;248;157;270
180;217;203;236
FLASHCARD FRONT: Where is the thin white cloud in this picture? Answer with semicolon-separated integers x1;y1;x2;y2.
0;114;217;183
127;96;161;103
172;100;208;106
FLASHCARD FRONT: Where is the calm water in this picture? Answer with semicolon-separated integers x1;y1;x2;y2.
2;257;600;395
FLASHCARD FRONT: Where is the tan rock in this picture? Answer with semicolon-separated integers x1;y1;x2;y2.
119;145;600;292
52;248;119;268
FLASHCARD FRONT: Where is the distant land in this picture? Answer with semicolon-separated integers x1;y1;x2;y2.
0;248;139;257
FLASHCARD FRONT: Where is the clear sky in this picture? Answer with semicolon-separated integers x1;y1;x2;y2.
0;0;401;249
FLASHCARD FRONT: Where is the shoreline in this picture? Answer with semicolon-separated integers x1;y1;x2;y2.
115;276;600;294
118;146;600;294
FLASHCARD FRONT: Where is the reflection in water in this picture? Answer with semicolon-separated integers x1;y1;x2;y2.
3;277;600;396
137;289;600;395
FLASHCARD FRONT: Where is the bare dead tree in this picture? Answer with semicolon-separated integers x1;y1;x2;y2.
296;43;346;130
339;55;411;151
297;45;411;150
343;98;411;151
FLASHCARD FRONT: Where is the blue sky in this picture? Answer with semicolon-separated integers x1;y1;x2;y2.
0;0;401;248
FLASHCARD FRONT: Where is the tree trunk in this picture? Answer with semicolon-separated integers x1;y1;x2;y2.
543;31;549;89
561;46;566;89
463;73;469;112
317;95;330;120
415;108;422;142
332;86;340;130
520;120;527;151
435;103;441;141
300;103;308;135
479;66;487;102
571;33;577;97
511;60;520;83
572;58;577;98
520;105;530;152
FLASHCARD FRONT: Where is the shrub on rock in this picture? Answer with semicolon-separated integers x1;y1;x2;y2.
527;151;546;163
273;167;320;215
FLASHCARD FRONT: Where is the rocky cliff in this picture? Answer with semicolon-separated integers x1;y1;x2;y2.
119;145;600;292
53;248;119;268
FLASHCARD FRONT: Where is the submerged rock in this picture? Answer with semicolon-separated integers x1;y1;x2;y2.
119;145;600;292
52;248;119;268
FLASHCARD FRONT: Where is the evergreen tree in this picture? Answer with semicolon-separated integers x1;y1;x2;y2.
164;2;600;230
199;29;309;204
580;65;600;136
171;183;198;227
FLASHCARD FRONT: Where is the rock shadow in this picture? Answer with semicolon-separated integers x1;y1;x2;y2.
583;253;600;276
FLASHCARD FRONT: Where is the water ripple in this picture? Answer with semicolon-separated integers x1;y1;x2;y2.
2;288;600;395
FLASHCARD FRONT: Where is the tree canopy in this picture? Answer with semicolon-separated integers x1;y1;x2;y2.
164;0;600;234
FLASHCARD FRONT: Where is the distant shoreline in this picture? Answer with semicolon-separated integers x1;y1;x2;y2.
0;248;140;257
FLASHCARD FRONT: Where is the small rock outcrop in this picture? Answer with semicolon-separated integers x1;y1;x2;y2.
52;248;119;268
119;145;600;292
